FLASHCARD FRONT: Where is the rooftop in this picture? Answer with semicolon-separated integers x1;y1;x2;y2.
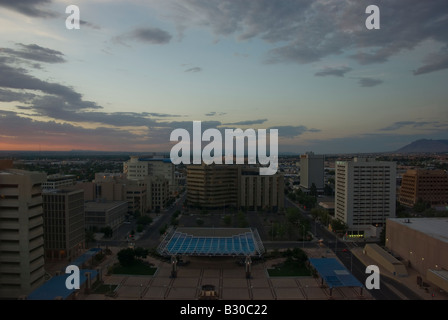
388;218;448;244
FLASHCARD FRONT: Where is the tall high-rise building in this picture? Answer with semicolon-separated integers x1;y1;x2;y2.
399;169;448;208
0;160;46;299
186;163;239;209
300;152;324;193
42;188;85;261
335;157;396;238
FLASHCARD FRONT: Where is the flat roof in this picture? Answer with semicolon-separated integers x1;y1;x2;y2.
27;269;98;300
84;200;128;211
388;218;448;244
308;258;364;289
157;227;265;257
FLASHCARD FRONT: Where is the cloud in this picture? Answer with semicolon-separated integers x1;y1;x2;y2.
115;27;173;45
184;67;202;73
1;43;65;64
0;88;35;103
379;121;441;131
224;119;268;126
271;125;320;139
413;47;448;75
0;0;56;18
315;66;352;77
0;62;101;110
161;0;448;72
205;111;227;116
358;77;383;87
80;20;101;30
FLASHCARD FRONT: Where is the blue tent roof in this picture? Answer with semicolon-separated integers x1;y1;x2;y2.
70;247;102;267
27;269;98;300
308;258;363;289
157;228;265;257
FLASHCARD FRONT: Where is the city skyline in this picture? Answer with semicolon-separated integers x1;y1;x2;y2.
0;0;447;154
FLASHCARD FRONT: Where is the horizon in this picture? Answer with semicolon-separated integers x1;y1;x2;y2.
0;1;447;154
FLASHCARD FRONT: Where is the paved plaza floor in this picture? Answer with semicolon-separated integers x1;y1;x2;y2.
78;248;373;301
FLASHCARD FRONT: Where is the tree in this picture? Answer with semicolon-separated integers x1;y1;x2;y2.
101;226;113;238
331;219;348;234
134;247;149;260
117;248;136;267
310;183;318;197
286;207;300;225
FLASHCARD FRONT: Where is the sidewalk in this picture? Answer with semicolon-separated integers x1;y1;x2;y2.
351;247;448;300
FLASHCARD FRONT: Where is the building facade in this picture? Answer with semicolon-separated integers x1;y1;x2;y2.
123;156;176;194
300;152;325;193
42;188;85;261
0;161;46;299
386;218;448;291
239;168;284;211
335;157;396;238
186;163;239;209
42;174;76;190
84;200;127;231
399;169;448;207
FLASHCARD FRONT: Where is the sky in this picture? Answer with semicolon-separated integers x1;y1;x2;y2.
0;0;447;154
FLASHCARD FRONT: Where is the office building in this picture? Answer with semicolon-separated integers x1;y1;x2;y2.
335;157;396;238
0;160;46;299
42;174;76;190
186;163;239;209
239;168;284;211
399;169;448;208
186;164;285;211
42;188;85;261
123;156;176;193
84;200;127;231
386;218;448;292
300;152;325;193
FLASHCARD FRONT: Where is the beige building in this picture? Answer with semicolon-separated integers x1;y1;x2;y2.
0;160;46;299
335;157;396;238
42;188;85;261
186;163;239;209
186;163;285;211
75;173;147;215
300;152;325;192
42;174;76;190
399;169;448;207
386;218;448;291
123;156;176;194
84;200;127;231
239;168;284;211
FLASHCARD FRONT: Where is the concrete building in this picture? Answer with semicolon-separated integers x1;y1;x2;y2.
42;189;85;261
123;156;176;194
42;174;76;190
186;163;239;209
186;164;285;211
84;200;127;232
386;218;448;292
239;167;284;211
0;160;46;299
300;152;325;193
335;157;396;238
399;169;448;208
144;176;169;212
74;173;147;215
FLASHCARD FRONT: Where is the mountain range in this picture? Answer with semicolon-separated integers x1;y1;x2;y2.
395;139;448;153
